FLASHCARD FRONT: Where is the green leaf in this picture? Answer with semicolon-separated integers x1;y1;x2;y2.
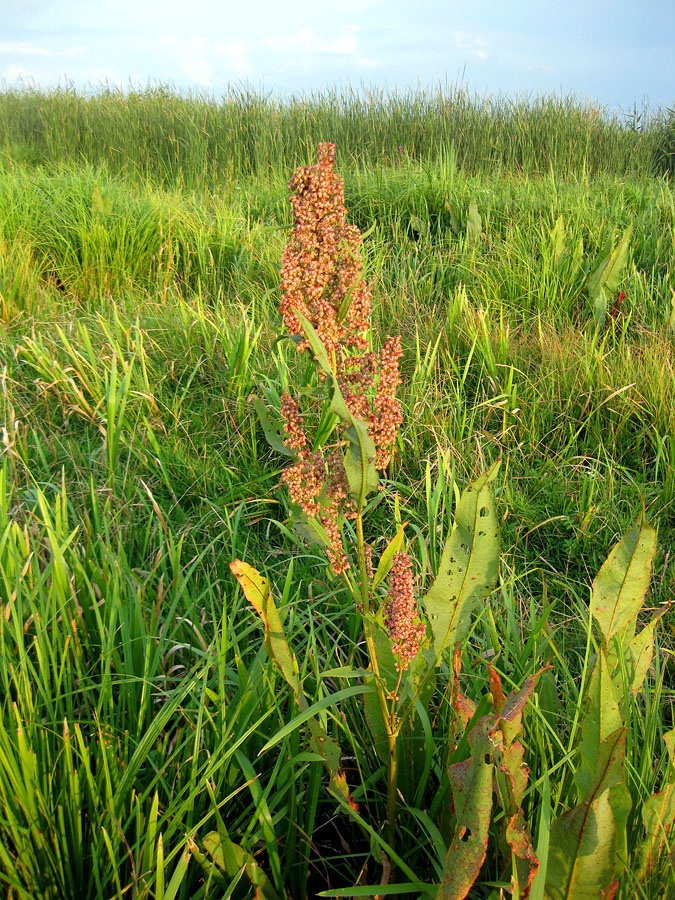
253;396;296;457
624;610;664;693
230;561;359;809
547;790;618;900
550;214;566;265
438;716;494;900
586;225;632;326
640;783;675;880
575;649;622;797
203;832;280;900
547;728;627;900
343;421;379;504
372;523;407;589
320;883;435;897
423;461;501;660
288;502;332;549
293;309;379;508
466;199;482;243
362;674;390;764
258;683;377;754
590;515;656;645
91;183;112;218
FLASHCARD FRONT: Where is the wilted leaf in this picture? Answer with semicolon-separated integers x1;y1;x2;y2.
438;717;494;900
506;811;539;899
230;560;301;695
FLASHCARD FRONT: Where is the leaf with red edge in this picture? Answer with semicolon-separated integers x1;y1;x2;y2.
506;811;539;899
488;664;506;715
438;717;494;900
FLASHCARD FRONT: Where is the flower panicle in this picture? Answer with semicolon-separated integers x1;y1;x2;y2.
280;142;371;356
278;142;406;574
383;552;426;670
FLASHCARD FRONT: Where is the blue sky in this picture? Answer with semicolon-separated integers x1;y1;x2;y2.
1;0;673;112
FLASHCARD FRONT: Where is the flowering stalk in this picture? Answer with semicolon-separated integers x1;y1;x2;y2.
276;143;427;847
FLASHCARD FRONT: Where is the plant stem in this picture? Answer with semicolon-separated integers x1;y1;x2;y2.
355;511;399;850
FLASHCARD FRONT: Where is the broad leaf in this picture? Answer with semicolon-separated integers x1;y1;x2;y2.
550;214;566;265
547;729;627;900
253;396;296;457
586;225;632;326
466;200;482;243
639;727;675;880
506;811;539;899
202;831;280;900
372;523;407;589
590;515;656;645
575;649;622;797
343;421;379;504
423;461;501;660
230;560;357;809
438;717;494;900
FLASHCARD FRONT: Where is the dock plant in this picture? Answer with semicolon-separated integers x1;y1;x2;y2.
227;143;674;899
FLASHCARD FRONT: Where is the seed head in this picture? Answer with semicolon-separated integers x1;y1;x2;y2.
383;552;426;669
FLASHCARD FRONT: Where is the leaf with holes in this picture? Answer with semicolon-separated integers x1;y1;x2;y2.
423;461;501;660
438;717;494;900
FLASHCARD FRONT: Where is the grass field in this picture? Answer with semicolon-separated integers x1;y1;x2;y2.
0;86;674;900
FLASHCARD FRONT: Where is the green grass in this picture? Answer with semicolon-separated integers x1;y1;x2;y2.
0;86;674;899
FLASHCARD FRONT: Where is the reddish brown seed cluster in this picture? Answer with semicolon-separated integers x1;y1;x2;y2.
280;142;371;356
383;552;426;670
280;392;353;574
278;143;405;574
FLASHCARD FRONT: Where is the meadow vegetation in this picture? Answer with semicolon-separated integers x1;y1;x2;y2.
0;86;674;899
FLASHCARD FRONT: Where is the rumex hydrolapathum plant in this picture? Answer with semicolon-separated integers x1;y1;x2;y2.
229;143;540;898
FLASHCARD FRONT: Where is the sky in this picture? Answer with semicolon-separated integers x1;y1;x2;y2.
1;0;674;113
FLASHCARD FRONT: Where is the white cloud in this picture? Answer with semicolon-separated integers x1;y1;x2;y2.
0;40;51;56
266;25;360;57
453;31;488;60
181;54;212;86
216;40;253;77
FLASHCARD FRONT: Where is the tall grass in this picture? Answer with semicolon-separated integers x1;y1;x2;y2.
0;85;670;188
